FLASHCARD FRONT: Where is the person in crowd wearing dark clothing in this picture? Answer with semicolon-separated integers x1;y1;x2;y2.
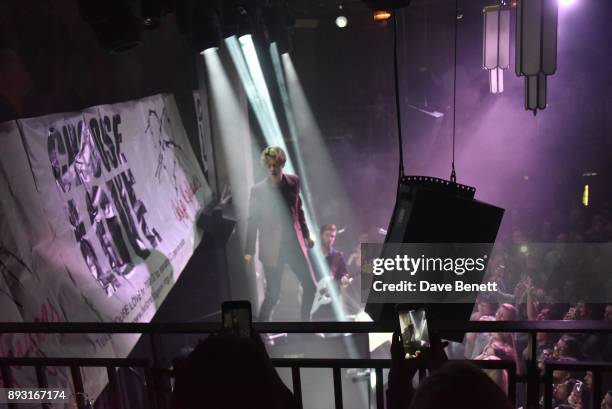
386;329;513;409
567;377;591;409
171;331;298;409
602;391;612;409
552;378;578;409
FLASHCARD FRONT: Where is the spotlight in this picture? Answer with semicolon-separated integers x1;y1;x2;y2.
78;0;143;53
223;2;252;39
195;23;222;54
175;2;221;53
141;0;163;30
335;15;348;28
200;47;218;56
560;0;576;6
238;34;252;46
264;3;294;54
373;10;392;21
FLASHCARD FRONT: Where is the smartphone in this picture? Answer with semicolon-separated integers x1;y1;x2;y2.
222;301;252;338
568;380;584;406
396;305;430;359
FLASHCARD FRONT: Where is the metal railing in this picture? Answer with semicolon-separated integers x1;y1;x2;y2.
0;320;610;409
268;357;517;409
0;357;154;409
543;361;612;409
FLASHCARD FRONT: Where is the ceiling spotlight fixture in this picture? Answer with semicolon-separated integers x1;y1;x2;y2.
175;2;221;54
200;47;219;56
264;2;293;54
559;0;576;6
483;5;510;94
141;0;163;30
78;0;143;53
373;10;392;21
223;3;252;39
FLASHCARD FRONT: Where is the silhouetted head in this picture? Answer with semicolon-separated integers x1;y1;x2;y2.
495;303;518;321
172;333;295;409
409;361;513;409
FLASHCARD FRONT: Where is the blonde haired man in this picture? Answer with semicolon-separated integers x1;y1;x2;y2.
245;146;316;321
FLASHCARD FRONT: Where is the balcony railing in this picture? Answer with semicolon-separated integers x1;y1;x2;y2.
0;320;610;409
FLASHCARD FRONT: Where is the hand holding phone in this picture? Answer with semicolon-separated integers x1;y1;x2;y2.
397;306;430;359
222;301;252;338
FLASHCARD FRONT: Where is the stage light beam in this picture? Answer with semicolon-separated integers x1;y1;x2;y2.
227;35;347;319
201;47;253;240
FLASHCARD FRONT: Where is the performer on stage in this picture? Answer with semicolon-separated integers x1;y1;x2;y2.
319;224;351;285
245;146;316;321
311;224;352;320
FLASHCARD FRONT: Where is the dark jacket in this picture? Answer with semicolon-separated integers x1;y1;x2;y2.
246;174;311;269
324;248;349;282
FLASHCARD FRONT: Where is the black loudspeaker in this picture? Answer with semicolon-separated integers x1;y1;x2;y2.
365;176;504;341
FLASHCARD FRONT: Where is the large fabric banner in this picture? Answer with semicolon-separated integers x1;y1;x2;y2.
193;90;211;185
0;94;212;400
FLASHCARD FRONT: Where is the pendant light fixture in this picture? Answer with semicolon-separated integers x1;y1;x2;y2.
515;0;559;114
483;4;510;94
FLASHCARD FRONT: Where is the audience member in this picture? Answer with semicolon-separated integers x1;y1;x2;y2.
386;330;513;409
552;378;578;408
602;391;612;409
466;303;518;359
553;335;583;361
408;361;513;409
171;331;297;409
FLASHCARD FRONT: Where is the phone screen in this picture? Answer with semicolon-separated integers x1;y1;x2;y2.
222;305;251;338
398;308;430;359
